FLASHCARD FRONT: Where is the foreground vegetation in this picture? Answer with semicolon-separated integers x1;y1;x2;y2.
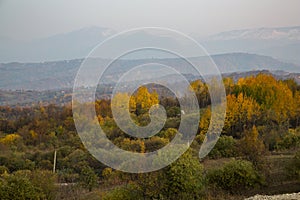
1;73;300;199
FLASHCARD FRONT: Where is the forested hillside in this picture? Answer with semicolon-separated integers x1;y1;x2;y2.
0;73;300;199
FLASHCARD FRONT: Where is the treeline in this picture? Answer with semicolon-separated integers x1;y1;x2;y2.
197;75;300;149
0;73;300;199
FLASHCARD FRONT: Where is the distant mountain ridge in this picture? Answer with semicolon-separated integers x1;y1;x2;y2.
0;53;299;91
201;26;300;64
1;25;300;64
1;68;300;107
207;26;300;40
0;26;116;62
223;70;300;84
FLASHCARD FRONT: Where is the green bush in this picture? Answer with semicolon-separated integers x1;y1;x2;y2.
0;173;44;200
0;152;35;172
277;129;300;150
13;170;57;200
79;166;98;192
209;136;237;159
166;106;181;117
238;126;265;168
207;159;264;193
102;184;141;200
30;170;58;200
163;150;205;199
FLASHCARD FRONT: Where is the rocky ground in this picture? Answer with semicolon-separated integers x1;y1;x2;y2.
245;192;300;200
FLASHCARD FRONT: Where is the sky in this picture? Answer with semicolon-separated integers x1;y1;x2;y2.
0;0;300;41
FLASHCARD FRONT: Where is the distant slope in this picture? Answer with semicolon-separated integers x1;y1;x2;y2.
1;69;300;106
0;53;299;91
1;26;300;64
0;59;82;90
223;70;300;84
211;53;300;73
0;26;115;62
207;26;300;40
201;26;300;64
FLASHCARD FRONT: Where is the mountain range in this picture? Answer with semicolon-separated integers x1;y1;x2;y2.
1;68;300;107
1;26;300;64
0;53;299;91
0;26;115;62
201;26;300;64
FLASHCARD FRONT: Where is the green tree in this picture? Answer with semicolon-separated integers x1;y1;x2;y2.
163;150;205;199
238;126;265;167
79;166;98;192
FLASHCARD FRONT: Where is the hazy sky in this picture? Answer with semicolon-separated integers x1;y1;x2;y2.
0;0;300;40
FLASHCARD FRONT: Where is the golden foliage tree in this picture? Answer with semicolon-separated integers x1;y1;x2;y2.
224;93;261;137
236;74;295;125
131;86;159;115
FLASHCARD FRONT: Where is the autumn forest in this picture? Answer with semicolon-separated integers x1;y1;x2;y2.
0;73;300;199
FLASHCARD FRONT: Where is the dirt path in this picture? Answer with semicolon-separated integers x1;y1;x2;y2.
245;192;300;200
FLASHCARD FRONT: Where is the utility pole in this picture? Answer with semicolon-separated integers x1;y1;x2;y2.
53;150;57;173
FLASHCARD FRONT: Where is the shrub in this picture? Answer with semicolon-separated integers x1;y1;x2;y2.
277;129;300;150
102;184;141;200
0;173;44;200
238;126;265;167
166;106;180;117
209;136;237;159
144;136;168;152
207;159;264;193
30;170;58;200
79;166;98;192
1;153;35;172
13;170;57;200
163;150;205;199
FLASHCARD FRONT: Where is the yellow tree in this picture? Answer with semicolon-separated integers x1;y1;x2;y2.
190;79;209;107
0;133;21;145
111;93;136;114
223;77;235;95
133;86;159;115
294;91;300;127
199;107;211;136
236;74;294;125
224;93;261;137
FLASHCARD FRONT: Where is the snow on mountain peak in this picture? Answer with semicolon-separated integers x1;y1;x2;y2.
209;26;300;40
